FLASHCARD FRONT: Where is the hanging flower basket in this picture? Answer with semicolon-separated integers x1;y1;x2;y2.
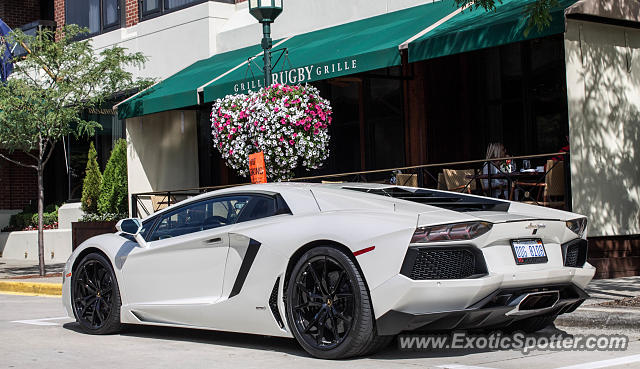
211;84;332;181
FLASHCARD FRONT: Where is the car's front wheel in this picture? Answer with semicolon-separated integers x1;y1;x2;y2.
71;252;122;334
285;246;390;359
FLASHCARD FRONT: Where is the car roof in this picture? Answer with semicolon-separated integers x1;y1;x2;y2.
140;182;395;220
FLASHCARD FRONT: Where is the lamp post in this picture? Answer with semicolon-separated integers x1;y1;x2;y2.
249;0;283;87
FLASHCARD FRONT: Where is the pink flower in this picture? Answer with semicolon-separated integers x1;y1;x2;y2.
274;107;279;113
292;133;297;138
279;137;284;142
289;140;295;145
314;129;319;135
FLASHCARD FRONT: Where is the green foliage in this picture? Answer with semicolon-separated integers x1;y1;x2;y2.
31;206;58;226
81;142;102;214
8;204;59;230
0;24;152;156
9;212;34;229
454;0;557;36
98;139;128;215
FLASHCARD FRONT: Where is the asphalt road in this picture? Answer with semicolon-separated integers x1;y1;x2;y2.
2;293;640;369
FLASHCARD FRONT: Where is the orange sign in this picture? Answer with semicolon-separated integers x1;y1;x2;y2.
249;152;267;184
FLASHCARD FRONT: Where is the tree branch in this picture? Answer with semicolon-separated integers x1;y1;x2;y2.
42;140;56;167
0;153;38;170
23;150;39;162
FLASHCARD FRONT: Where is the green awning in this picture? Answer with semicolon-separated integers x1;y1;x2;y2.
201;1;461;103
408;0;576;63
118;0;462;119
117;43;266;119
117;0;577;119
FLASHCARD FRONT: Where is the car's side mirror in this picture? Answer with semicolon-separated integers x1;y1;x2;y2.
116;218;148;248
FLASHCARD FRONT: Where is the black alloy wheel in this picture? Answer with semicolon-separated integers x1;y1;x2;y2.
292;255;355;349
71;253;122;334
286;246;392;359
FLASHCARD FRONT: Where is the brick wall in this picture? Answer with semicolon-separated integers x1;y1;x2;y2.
54;0;65;27
0;151;38;210
125;0;139;27
0;0;41;29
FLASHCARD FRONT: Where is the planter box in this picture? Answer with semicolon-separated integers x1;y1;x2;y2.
71;221;118;251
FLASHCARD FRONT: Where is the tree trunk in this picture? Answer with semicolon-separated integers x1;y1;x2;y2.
37;165;45;276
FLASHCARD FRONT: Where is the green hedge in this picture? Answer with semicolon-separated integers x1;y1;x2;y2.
81;142;102;214
8;204;59;230
98;138;128;215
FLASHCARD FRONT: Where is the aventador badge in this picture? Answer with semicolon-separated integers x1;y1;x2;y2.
525;222;546;235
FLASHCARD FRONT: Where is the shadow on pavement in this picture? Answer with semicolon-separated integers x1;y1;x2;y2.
0;262;65;278
63;322;308;358
62;321;571;360
586;277;640;299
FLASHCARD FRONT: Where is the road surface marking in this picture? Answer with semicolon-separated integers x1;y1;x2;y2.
437;365;498;369
554;354;640;369
12;316;70;326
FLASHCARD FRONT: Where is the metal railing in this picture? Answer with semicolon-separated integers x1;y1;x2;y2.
131;152;569;218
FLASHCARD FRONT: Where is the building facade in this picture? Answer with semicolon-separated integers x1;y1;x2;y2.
2;0;639;275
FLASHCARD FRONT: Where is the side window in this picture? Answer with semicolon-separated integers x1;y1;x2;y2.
148;196;251;241
236;196;277;223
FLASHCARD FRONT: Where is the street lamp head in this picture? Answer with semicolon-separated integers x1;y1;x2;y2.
249;0;283;23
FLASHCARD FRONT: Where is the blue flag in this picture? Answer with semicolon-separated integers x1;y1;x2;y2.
0;18;13;82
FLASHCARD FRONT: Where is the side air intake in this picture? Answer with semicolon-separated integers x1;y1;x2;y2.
269;277;284;328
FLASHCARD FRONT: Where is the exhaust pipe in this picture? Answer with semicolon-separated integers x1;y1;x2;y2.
506;290;560;316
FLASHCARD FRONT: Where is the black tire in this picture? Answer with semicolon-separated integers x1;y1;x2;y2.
71;252;122;335
508;314;557;333
285;246;387;359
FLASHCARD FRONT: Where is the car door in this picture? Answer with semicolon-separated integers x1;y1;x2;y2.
120;195;251;324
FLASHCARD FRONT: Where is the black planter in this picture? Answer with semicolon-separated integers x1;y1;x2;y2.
71;221;118;251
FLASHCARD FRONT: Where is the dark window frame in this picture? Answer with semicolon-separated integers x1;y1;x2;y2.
145;192;291;242
65;0;124;37
139;0;234;22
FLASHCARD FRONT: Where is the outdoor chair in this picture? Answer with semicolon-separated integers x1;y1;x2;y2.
151;194;177;212
396;173;418;187
443;169;476;193
514;160;565;209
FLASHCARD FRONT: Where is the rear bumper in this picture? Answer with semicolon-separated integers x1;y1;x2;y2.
376;283;588;335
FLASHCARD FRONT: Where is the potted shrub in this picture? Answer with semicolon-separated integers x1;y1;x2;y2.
71;141;126;250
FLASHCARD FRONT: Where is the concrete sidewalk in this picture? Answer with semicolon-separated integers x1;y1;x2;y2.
0;259;64;296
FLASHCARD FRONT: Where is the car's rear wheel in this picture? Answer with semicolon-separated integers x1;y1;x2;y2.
71;252;122;334
285;246;389;359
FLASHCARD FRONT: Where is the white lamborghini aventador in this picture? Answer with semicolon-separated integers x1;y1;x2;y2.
63;183;594;359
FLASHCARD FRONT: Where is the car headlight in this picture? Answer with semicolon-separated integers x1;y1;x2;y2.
566;218;587;238
411;221;492;243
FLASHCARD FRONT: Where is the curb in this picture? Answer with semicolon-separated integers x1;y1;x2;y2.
0;281;62;296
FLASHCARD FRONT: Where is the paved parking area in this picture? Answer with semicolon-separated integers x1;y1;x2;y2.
2;293;640;369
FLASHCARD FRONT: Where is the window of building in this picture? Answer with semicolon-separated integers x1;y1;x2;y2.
65;0;123;35
140;0;230;21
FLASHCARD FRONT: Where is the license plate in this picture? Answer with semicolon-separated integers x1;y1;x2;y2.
511;239;548;265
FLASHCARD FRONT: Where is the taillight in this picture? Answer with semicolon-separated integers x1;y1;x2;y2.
411;222;492;243
566;218;587;238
